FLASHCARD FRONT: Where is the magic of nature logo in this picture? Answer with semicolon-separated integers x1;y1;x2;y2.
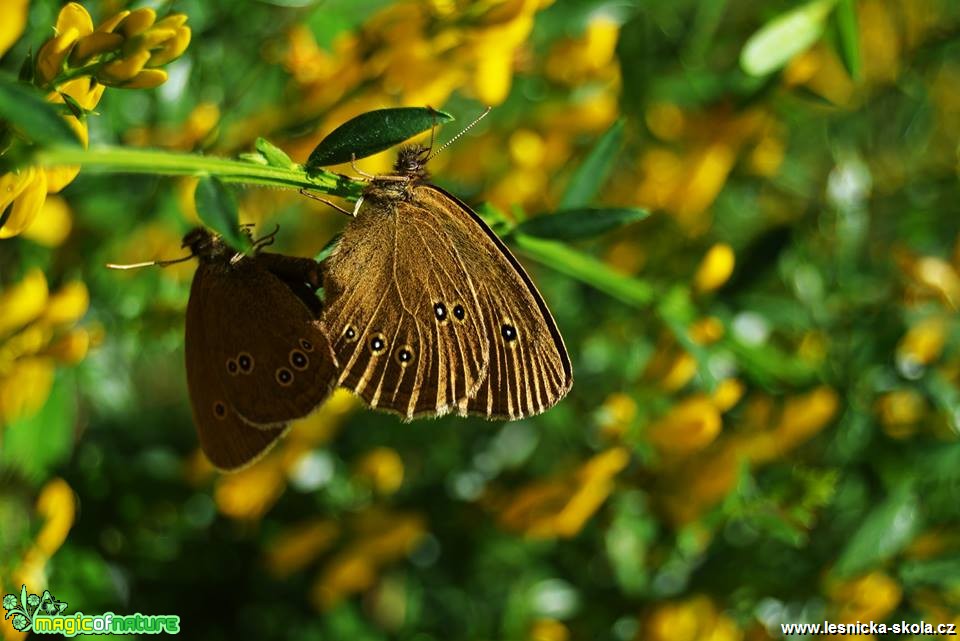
3;585;180;636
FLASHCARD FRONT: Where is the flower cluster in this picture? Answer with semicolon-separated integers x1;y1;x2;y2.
0;2;189;240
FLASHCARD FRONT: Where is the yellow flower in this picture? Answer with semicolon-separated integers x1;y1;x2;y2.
0;0;28;57
712;379;745;412
746;386;839;464
596;392;637;440
690;317;725;344
648;395;722;456
644;595;743;641
21;195;73;247
265;519;340;578
828;571;902;624
497;448;629;538
213;456;286;520
694;243;736;293
354;447;405;495
897;316;948;369
0;269;48;338
0;168;47;239
876;389;925;440
529;619;570;641
912;256;960;309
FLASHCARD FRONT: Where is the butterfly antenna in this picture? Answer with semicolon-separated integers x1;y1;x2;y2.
253;224;281;250
427;106;491;162
106;254;195;270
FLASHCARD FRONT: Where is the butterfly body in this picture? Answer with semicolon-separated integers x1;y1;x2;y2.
322;146;572;421
182;228;337;470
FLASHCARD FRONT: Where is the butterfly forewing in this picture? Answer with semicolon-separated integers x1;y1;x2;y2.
323;195;490;419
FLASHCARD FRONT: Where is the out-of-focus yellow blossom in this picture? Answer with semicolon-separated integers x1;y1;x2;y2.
1;479;76;633
496;448;629;538
904;528;960;560
712;379;745;413
0;168;47;240
748;134;786;177
897;316;948;369
859;0;901;86
265;518;340;578
214;456;286;520
604;239;647;275
0;0;28;57
786;45;856;106
0;272;90;426
642;595;743;641
694;243;735;293
660;352;698;392
648;395;722;456
745;386;839;464
544;17;620;86
827;571;902;624
798;330;827;364
20;196;73;247
311;509;425;610
354;447;405;495
912;256;960;309
529;618;570;641
877;389;926;439
690;317;724;344
597;392;637;440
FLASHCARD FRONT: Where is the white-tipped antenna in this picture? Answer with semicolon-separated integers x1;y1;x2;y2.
427;106;492;162
106;254;194;270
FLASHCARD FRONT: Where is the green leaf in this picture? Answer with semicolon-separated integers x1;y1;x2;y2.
255;137;296;170
0;374;76;483
739;0;838;77
559;119;624;209
833;0;861;79
517;207;648;241
833;486;921;577
194;177;250;251
0;73;81;147
306;107;453;170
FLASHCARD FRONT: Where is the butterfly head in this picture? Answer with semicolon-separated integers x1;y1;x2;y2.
182;227;230;263
393;145;431;181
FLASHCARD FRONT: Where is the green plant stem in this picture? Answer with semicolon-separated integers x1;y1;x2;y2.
33;145;363;197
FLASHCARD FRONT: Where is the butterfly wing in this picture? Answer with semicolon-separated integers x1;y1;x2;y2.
185;268;289;470
191;257;338;428
322;182;572;420
417;185;572;419
322;194;490;419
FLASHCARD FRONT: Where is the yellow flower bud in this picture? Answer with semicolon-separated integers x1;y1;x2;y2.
265;519;340;578
648;395;722;455
914;256;960;308
690;316;725;344
36;30;79;85
712;378;745;412
56;3;94;37
95;11;130;34
42;281;89;326
0;0;28;58
215;457;285;518
22;194;73;247
0;357;55;424
898;316;947;368
354;447;405;495
153;14;189;31
118;8;157;37
876;389;925;440
694;243;735;293
122;69;168;89
660;352;697;391
34;477;76;557
0;170;47;239
99;49;151;83
71;31;124;64
830;571;902;624
127;28;176;57
0;268;48;337
148;26;191;66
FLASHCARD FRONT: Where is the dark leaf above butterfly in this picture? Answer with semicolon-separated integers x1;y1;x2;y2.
305;107;454;170
515;207;649;241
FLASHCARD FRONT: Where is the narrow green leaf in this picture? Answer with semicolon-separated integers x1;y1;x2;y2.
517;207;648;241
834;0;861;79
194;177;250;251
0;73;81;147
833;486;921;577
306;107;453;170
256;137;296;170
739;0;838;77
559;119;625;209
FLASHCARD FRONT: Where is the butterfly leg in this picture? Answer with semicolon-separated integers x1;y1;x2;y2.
299;188;354;217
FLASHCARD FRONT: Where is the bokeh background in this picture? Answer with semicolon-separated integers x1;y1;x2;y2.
2;0;960;639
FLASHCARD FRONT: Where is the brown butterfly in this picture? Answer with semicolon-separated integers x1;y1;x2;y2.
321;145;572;420
111;227;338;470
